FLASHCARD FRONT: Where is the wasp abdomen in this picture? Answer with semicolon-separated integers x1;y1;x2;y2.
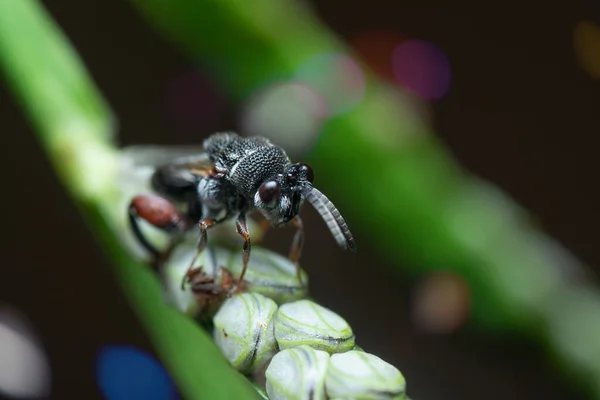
130;194;189;230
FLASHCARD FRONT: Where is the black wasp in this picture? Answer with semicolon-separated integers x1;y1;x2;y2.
128;132;356;291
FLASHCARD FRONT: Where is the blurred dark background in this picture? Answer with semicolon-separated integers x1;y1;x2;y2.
1;1;599;399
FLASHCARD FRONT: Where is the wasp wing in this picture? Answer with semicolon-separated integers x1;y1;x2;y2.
118;145;213;194
119;145;210;169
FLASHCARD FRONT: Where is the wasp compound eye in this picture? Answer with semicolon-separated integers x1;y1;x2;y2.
259;180;280;206
298;163;314;184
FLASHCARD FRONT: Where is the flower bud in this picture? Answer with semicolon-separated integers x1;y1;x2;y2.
265;345;330;400
326;350;407;399
212;293;278;373
274;299;355;353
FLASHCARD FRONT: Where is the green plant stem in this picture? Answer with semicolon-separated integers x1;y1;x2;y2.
0;1;259;399
127;0;600;397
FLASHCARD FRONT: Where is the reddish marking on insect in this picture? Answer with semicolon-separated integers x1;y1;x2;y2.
189;165;225;179
210;166;226;178
130;194;180;227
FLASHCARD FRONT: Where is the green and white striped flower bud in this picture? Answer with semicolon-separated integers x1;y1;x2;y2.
274;299;355;353
325;351;407;399
213;293;279;374
226;247;308;304
265;345;331;400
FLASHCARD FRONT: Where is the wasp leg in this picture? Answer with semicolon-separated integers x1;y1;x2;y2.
258;218;272;233
229;213;251;295
288;216;305;286
128;194;193;259
180;216;227;290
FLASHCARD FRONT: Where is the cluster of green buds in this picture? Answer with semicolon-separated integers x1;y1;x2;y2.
214;293;408;400
158;221;413;400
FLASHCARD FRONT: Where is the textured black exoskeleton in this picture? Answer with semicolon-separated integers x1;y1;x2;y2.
128;132;356;291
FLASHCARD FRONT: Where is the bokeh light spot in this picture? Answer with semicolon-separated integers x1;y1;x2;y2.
166;70;227;126
293;53;366;116
392;39;451;101
351;29;405;82
239;81;327;155
574;20;600;79
0;305;51;399
354;84;430;152
96;344;179;400
412;271;471;333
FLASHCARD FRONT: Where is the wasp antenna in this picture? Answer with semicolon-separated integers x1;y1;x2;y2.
303;187;356;252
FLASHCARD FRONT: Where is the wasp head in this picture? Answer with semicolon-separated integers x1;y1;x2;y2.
253;162;356;252
253;162;313;226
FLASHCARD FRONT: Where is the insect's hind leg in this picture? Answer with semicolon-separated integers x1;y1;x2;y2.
128;194;194;262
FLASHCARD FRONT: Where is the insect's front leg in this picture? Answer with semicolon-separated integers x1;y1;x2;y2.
128;194;193;262
288;216;305;286
180;215;228;290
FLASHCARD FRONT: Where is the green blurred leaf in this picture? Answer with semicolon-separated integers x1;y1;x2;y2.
0;1;259;399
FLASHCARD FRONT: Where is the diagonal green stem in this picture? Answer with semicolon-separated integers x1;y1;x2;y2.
0;1;259;399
